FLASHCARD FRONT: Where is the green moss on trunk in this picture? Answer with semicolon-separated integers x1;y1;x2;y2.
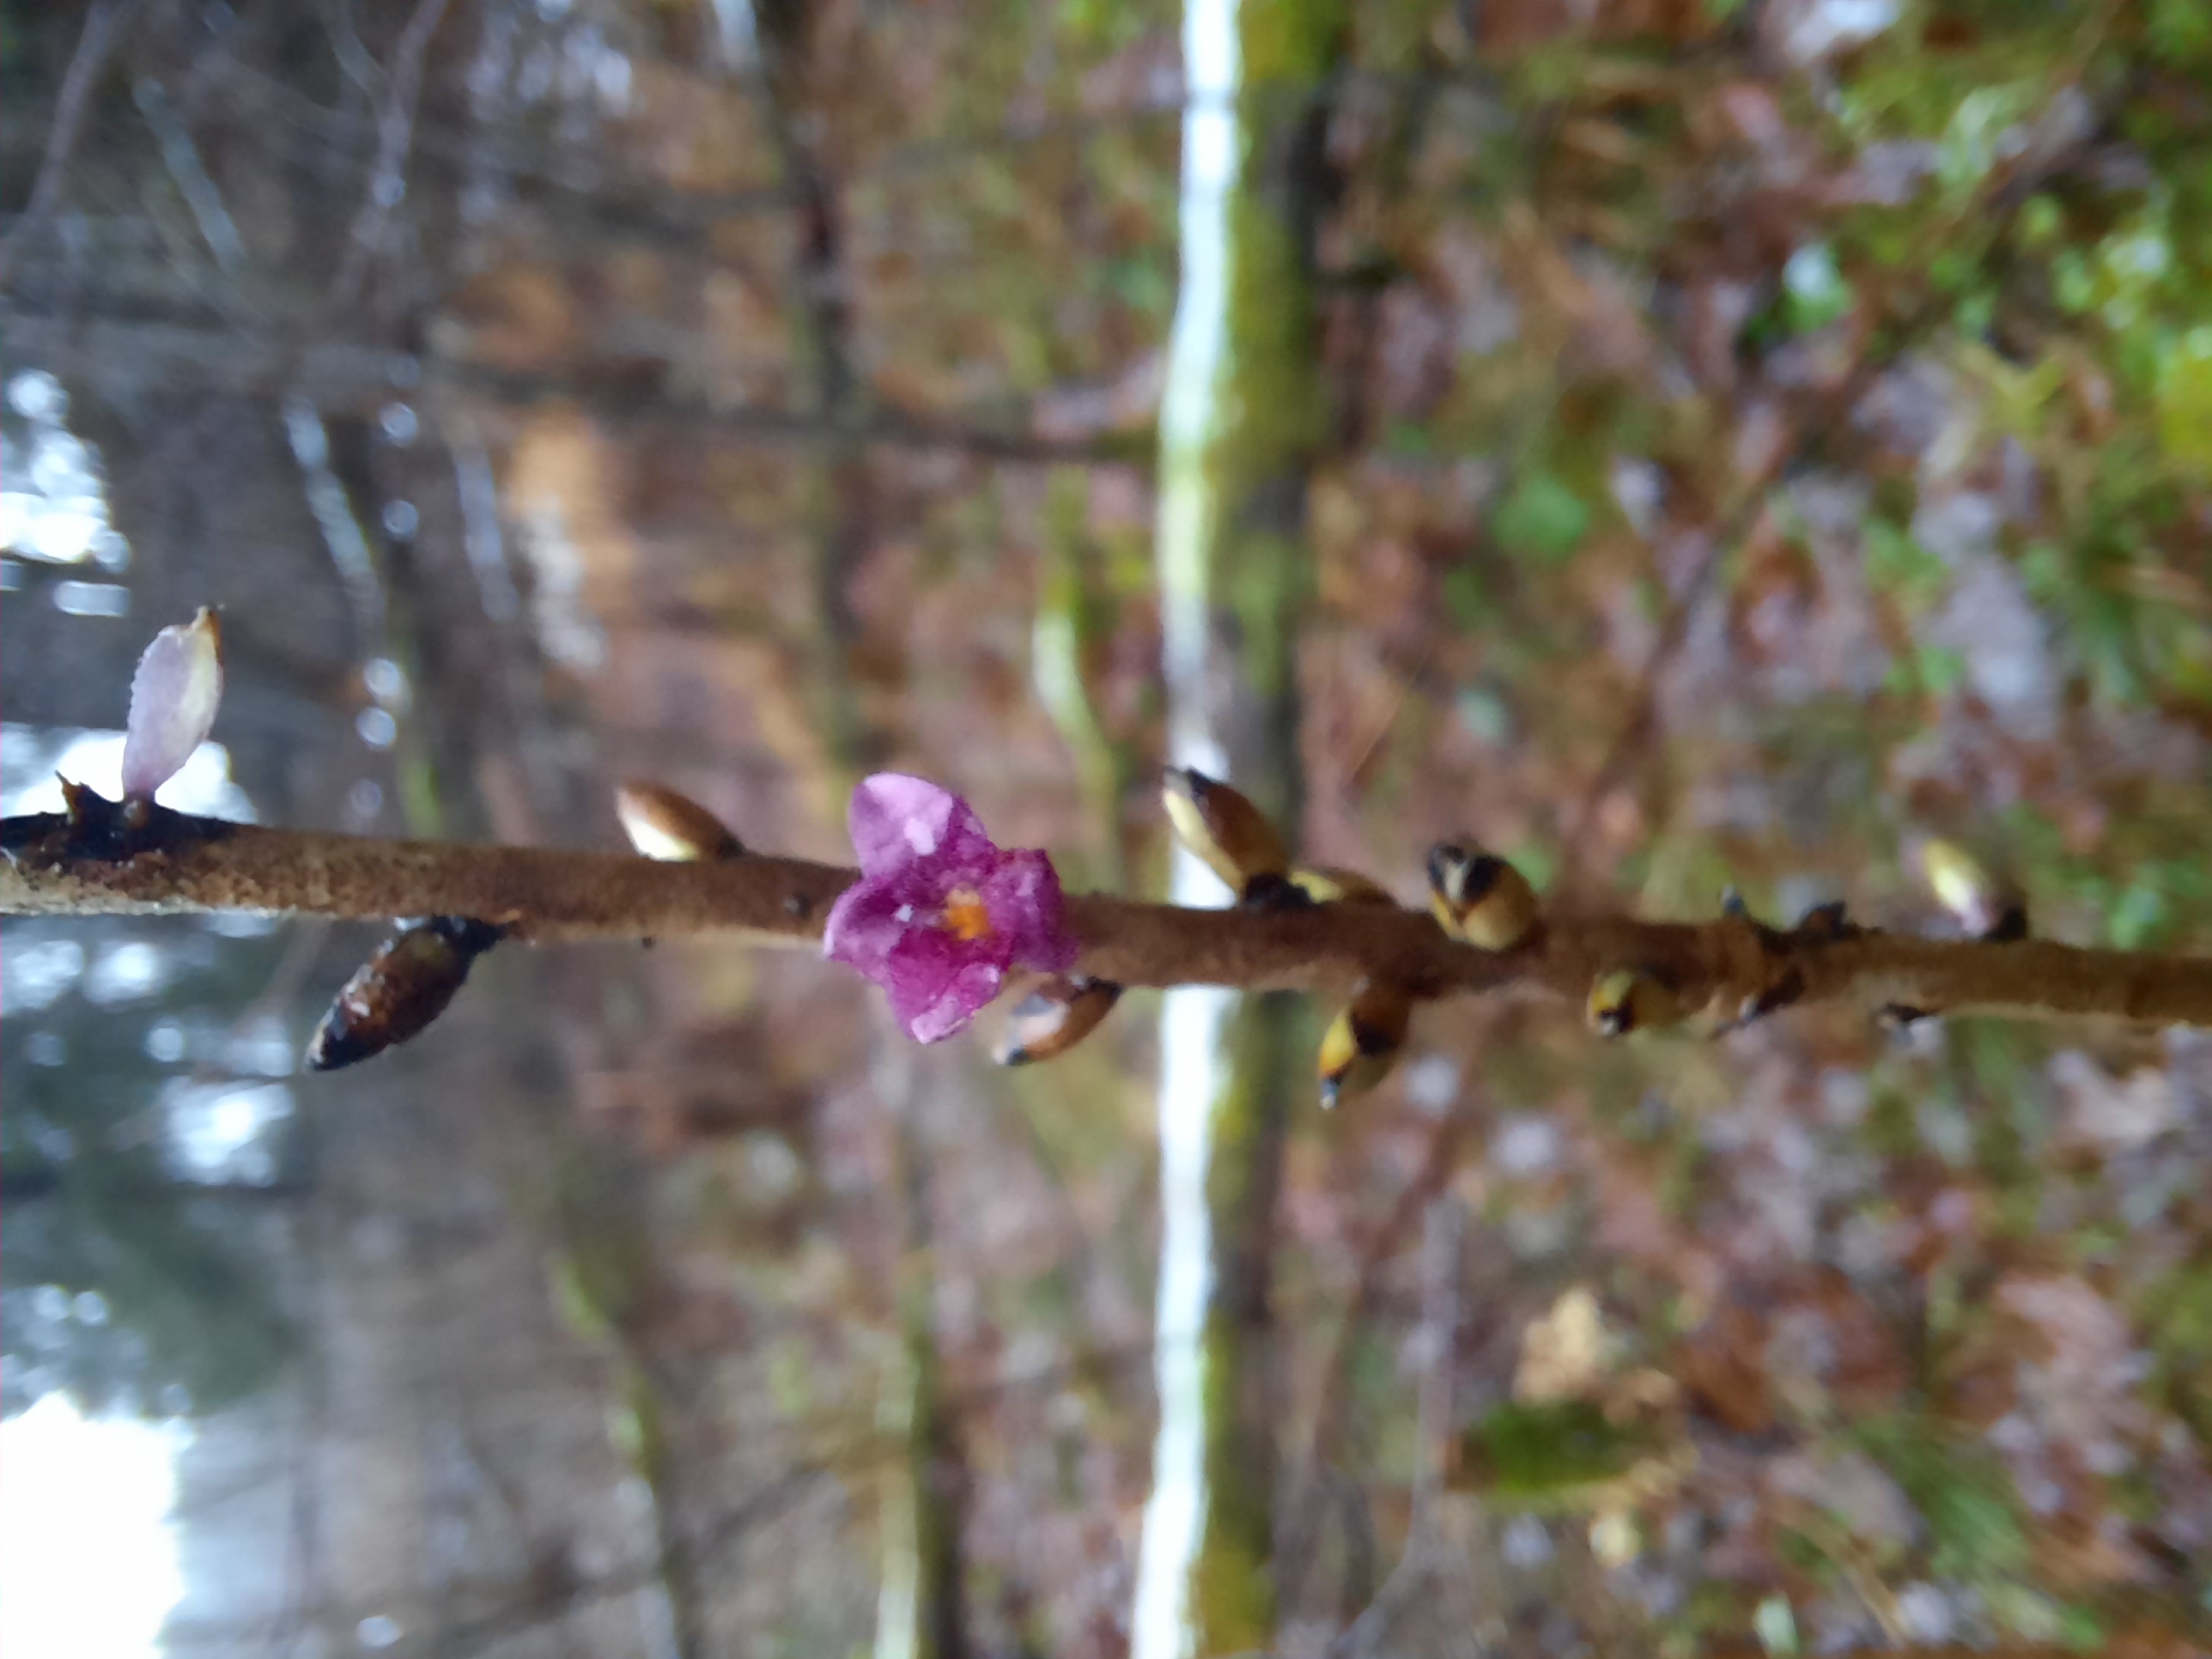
1174;2;1346;1650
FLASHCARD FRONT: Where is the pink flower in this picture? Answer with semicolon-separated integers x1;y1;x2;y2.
823;774;1077;1043
122;608;224;802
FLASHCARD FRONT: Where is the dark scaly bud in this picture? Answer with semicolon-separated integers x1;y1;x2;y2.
1161;768;1295;907
1875;1002;1945;1056
1289;866;1397;907
59;777;110;836
1426;840;1541;951
994;975;1123;1066
1587;969;1689;1038
1316;977;1414;1110
1795;900;1854;941
614;781;744;861
55;775;223;858
306;917;506;1072
1722;969;1806;1034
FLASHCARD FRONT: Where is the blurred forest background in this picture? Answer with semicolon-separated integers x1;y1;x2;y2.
3;0;2211;1654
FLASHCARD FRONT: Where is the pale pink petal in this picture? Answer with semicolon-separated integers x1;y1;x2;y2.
848;774;987;875
887;944;1006;1043
121;608;224;801
877;911;1014;1042
980;848;1077;971
823;877;908;978
825;772;1080;1044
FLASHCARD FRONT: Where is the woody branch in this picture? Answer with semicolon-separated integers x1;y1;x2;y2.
6;814;2210;1029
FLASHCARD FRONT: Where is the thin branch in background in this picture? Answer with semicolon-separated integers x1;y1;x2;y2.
419;1462;834;1658
133;76;250;278
1328;1194;1486;1659
1337;636;1434;799
0;0;135;288
326;0;456;313
452;438;520;626
1281;1090;1474;1595
271;1325;1162;1659
312;0;387;100
188;918;332;1089
0;302;1145;467
1408;1194;1462;1533
1557;25;2126;896
177;58;1512;257
1557;477;1771;889
751;0;884;787
283;399;390;647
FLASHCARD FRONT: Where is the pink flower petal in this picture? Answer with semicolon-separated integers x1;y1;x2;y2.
848;774;988;874
121;608;224;801
981;849;1077;972
823;876;908;979
885;935;1006;1043
825;772;1079;1044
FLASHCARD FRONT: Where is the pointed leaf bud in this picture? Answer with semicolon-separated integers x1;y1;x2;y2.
615;781;744;860
122;609;225;802
1586;968;1688;1037
1426;841;1540;950
1160;768;1293;906
1316;977;1413;1109
1289;866;1397;907
994;975;1121;1066
1920;838;2027;940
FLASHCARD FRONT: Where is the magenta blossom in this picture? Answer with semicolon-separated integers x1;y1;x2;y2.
823;775;1077;1043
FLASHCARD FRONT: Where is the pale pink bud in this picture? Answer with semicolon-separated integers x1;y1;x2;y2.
121;608;224;801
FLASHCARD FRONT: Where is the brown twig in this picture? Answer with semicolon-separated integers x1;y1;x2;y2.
6;814;2209;1027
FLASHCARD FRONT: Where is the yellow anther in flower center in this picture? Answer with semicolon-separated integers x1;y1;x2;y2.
941;888;994;942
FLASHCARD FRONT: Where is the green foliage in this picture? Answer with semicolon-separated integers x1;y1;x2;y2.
1860;519;1948;611
2148;0;2212;62
1782;242;1853;334
2155;326;2212;471
1992;800;2212;950
1442;562;1491;627
1188;993;1304;1650
1852;1413;2031;1585
1055;0;1173;51
1932;82;2045;199
2138;1261;2212;1444
1752;1593;1798;1656
1;920;297;1418
1492;472;1590;564
1457;1397;1663;1510
3;1181;294;1419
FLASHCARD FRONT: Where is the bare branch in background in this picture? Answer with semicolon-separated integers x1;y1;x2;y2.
0;0;137;288
325;0;456;313
0;306;1141;466
1409;1196;1462;1532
